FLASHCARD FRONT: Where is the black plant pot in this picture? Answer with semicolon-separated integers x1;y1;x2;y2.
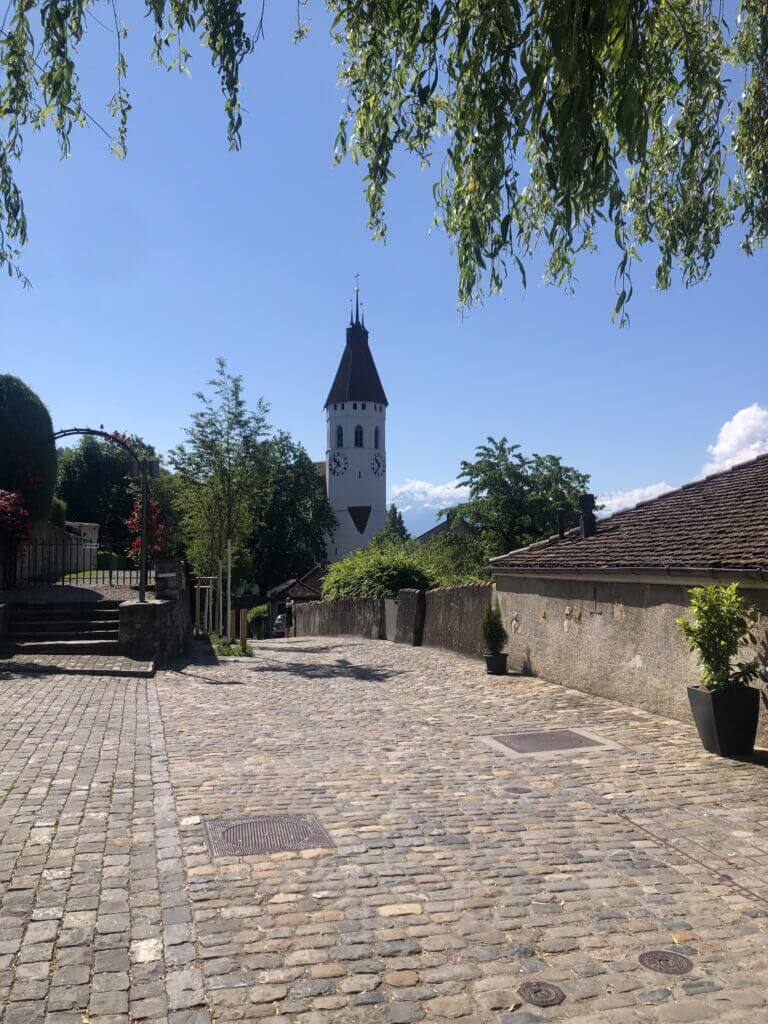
687;685;760;757
485;653;508;676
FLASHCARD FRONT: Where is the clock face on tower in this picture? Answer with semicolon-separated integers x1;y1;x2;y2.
329;450;348;477
371;452;386;477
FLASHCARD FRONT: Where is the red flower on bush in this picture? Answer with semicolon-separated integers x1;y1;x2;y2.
125;496;165;562
0;490;32;549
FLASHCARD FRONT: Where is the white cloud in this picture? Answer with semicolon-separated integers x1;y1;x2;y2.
702;403;768;475
597;481;675;517
390;478;470;513
598;403;768;517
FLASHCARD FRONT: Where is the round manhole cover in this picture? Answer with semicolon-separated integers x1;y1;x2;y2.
639;950;693;975
518;981;566;1007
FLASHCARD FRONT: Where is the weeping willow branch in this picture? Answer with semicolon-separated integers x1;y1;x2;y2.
0;1;766;322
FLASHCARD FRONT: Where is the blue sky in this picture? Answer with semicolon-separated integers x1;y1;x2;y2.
2;5;767;535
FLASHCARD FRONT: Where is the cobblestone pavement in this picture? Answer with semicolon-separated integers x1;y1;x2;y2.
1;638;768;1024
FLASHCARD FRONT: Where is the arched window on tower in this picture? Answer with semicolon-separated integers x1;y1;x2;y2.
374;426;380;450
354;425;363;448
336;425;343;448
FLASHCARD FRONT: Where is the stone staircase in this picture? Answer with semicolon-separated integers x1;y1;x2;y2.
5;601;121;656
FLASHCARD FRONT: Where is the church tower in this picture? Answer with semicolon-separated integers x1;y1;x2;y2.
325;287;387;561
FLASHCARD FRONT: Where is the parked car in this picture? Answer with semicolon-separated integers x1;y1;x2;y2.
272;613;287;638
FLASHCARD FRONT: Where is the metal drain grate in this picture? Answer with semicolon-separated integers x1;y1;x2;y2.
518;981;565;1007
204;814;335;857
482;727;619;760
639;950;693;975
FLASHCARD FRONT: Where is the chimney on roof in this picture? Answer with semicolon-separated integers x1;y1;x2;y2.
579;493;597;539
555;508;565;539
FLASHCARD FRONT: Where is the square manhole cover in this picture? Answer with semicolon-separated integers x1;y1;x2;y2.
482;728;619;760
204;814;335;857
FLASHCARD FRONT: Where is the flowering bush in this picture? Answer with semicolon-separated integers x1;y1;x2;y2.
0;489;31;549
126;496;165;563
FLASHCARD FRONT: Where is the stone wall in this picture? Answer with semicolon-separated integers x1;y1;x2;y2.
293;586;493;654
422;583;493;657
294;597;385;640
119;558;192;662
495;574;768;730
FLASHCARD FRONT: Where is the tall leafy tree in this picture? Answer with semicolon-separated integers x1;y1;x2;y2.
450;437;591;556
248;433;335;594
1;3;766;319
169;358;270;578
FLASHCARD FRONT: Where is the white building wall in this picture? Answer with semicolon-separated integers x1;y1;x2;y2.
326;400;387;561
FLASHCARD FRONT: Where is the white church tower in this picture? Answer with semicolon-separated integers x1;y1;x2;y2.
325;287;388;561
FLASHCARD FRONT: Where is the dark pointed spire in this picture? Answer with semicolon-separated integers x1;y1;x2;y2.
326;280;387;408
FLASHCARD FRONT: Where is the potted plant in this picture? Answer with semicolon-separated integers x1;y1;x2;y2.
677;584;760;757
482;603;508;675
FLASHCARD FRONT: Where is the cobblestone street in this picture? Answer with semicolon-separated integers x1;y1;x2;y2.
2;638;768;1024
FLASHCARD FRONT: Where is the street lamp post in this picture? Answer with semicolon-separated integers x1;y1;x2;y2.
139;460;148;603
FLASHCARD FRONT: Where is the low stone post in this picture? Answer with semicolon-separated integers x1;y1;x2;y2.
394;589;426;646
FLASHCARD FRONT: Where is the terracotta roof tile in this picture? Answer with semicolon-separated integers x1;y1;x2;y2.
490;453;768;575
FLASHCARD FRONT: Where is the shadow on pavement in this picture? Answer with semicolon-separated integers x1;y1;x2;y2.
254;656;394;684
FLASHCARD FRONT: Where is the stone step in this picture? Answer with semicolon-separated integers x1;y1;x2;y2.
10;618;119;633
10;601;122;611
10;629;119;642
5;639;122;656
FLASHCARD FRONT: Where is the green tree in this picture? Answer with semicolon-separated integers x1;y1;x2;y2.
248;432;335;595
0;375;56;523
451;437;591;557
169;358;270;578
379;504;410;543
2;4;766;319
420;526;487;586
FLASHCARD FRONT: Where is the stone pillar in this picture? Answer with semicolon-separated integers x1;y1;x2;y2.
394;589;426;646
119;599;171;661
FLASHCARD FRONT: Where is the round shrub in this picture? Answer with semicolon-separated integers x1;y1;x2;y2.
0;375;56;523
322;548;437;599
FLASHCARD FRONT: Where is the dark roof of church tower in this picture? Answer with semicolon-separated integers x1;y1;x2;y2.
325;308;388;408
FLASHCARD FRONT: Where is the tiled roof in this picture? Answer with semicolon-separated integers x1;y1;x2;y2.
490;453;768;576
267;565;328;601
326;320;387;407
416;517;480;545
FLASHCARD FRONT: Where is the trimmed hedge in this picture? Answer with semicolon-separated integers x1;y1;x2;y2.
0;375;56;523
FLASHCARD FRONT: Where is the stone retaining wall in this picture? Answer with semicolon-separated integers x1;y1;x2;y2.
422;582;493;657
294;584;493;657
294;597;385;640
